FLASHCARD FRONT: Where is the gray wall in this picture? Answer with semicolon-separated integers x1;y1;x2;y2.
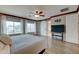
36;22;41;35
36;21;47;36
0;16;1;35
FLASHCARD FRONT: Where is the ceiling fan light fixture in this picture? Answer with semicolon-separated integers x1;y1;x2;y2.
34;15;39;17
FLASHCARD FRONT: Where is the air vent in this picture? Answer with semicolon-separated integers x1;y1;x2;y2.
60;8;69;12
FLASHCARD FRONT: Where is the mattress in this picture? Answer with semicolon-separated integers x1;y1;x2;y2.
10;34;48;54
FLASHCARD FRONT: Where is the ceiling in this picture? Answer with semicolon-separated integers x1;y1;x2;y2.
0;5;78;20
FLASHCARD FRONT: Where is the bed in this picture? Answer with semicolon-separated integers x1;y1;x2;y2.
10;34;48;54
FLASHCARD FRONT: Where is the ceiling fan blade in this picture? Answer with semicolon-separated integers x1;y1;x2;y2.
36;11;39;14
40;15;45;17
39;11;43;14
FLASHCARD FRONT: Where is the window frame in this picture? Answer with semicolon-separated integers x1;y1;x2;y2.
25;21;36;34
6;20;23;35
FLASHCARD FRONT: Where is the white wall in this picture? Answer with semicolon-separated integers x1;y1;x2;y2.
78;11;79;43
51;16;66;25
0;15;1;35
46;20;52;37
40;21;47;36
0;15;7;35
66;13;79;44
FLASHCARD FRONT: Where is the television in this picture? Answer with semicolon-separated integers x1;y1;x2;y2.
51;25;65;33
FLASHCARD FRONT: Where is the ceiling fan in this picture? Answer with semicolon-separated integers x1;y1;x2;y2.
29;10;45;18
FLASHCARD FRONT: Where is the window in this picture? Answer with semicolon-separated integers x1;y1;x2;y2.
26;22;36;33
6;21;22;34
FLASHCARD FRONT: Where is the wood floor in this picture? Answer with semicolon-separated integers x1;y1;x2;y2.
45;39;79;54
